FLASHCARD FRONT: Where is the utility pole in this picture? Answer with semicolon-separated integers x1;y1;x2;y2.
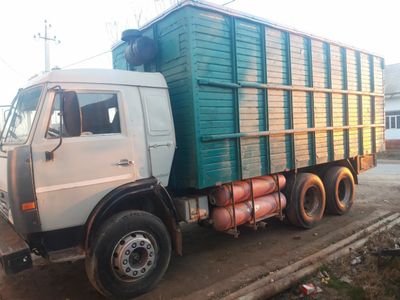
34;20;60;72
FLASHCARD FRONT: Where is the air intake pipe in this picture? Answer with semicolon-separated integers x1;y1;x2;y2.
121;29;157;66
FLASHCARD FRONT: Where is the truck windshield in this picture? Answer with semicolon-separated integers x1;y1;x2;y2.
1;86;43;144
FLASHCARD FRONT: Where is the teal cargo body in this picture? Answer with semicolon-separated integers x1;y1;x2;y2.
112;0;385;190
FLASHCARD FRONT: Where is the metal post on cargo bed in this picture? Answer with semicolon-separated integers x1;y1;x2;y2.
249;179;257;230
275;174;284;221
227;181;239;238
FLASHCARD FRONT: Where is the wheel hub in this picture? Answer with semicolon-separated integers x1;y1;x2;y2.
112;232;156;279
304;186;320;216
338;177;350;204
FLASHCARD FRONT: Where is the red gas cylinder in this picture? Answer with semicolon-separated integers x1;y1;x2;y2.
209;175;286;207
211;192;287;231
209;180;250;206
252;175;286;199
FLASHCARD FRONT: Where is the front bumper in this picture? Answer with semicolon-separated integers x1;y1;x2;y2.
0;216;32;275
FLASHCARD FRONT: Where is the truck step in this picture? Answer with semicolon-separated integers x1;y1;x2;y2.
48;247;85;263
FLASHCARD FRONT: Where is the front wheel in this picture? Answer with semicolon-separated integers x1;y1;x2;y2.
86;210;171;299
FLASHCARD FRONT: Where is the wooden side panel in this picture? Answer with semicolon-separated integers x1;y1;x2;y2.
360;53;371;92
348;94;359;156
330;45;344;90
375;95;385;152
193;11;240;186
362;95;372;154
154;12;198;188
265;28;292;172
112;4;386;189
374;57;384;94
312;40;328;88
373;57;384;152
236;20;267;178
268;90;292;172
346;49;358;91
266;28;289;85
290;34;311;87
293;91;313;167
112;44;128;70
314;93;329;163
332;93;346;160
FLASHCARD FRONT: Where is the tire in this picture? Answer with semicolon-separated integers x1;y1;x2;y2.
323;166;355;215
85;210;171;299
286;173;326;229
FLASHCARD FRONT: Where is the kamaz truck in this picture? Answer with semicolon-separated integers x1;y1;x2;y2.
0;1;384;298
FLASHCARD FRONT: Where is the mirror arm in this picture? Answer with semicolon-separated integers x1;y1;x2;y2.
45;86;64;161
0;89;21;153
45;128;63;161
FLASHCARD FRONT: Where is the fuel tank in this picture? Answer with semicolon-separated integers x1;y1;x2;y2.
209;175;286;207
211;192;287;231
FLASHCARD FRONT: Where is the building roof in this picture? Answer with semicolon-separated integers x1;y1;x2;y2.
26;69;168;88
385;64;400;96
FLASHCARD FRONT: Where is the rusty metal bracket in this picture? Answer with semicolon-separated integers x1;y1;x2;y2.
275;174;284;221
227;181;240;238
248;179;257;230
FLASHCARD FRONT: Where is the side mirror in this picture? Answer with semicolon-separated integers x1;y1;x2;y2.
62;91;81;137
45;90;81;161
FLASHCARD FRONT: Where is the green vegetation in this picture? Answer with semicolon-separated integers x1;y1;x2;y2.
327;276;365;300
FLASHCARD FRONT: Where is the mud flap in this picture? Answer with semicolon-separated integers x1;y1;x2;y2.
0;217;32;275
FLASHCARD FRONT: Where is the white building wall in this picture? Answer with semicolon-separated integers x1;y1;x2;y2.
386;129;400;140
385;96;400;140
385;97;400;111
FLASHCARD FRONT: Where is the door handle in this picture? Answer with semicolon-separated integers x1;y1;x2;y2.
149;142;173;149
115;159;134;167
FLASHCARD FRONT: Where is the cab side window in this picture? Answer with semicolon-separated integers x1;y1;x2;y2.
46;92;120;138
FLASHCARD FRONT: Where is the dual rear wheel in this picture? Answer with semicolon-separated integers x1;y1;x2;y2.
286;166;355;228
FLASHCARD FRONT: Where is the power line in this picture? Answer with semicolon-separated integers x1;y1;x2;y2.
61;50;111;69
0;55;24;78
223;0;237;5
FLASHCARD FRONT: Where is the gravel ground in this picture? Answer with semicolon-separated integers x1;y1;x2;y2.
0;160;399;300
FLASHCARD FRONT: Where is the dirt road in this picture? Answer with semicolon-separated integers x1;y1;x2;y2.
1;161;399;300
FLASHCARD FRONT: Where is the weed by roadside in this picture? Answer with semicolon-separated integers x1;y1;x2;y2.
274;224;400;300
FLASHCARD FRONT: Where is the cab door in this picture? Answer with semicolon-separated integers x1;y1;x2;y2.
31;85;138;231
140;87;175;186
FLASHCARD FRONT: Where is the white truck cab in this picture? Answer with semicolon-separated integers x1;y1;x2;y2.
0;69;179;298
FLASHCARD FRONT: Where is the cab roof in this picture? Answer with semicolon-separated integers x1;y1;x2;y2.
27;69;168;88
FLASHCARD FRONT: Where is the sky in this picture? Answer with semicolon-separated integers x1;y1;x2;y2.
0;0;399;105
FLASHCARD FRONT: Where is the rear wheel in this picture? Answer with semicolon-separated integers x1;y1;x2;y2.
286;173;326;229
323;166;355;215
86;210;171;299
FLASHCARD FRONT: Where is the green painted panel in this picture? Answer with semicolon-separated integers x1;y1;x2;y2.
112;2;385;190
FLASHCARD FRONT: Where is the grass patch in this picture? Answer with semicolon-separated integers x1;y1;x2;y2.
328;277;365;300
